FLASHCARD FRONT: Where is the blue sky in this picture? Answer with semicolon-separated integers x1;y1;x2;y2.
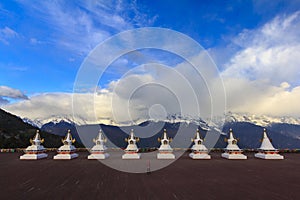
0;0;294;93
1;0;300;122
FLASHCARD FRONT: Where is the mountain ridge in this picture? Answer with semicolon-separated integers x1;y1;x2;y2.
23;112;300;128
1;108;299;149
41;120;300;149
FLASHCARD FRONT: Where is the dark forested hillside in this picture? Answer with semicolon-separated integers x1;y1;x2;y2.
0;109;62;148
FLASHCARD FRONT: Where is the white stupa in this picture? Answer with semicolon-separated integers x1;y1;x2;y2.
88;129;109;160
189;129;211;159
122;129;141;159
255;128;284;160
157;129;175;159
20;130;48;160
53;130;78;160
221;128;247;159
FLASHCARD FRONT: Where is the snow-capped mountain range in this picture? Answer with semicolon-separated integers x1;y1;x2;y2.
20;111;300;149
23;116;78;128
225;112;300;127
22;112;300;128
23;114;211;128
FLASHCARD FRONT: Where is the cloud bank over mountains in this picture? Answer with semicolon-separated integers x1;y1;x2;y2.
222;11;300;116
2;11;300;124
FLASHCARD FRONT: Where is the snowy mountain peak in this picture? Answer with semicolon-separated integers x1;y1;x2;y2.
22;118;43;128
22;115;77;128
225;112;300;127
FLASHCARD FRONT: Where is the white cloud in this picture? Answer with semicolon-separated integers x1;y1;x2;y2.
2;92;113;125
0;26;18;45
19;1;157;55
0;86;28;100
1;50;225;124
223;45;300;85
223;11;300;85
29;37;43;45
224;78;300;117
222;11;300;117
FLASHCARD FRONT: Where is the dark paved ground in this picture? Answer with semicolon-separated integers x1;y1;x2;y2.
0;152;299;200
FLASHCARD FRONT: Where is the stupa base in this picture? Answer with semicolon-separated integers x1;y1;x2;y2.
88;153;109;160
189;153;211;159
53;153;78;160
255;153;284;160
157;153;175;159
122;153;141;159
221;153;247;160
20;153;48;160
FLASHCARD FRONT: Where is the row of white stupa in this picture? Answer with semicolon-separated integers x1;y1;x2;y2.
19;128;284;160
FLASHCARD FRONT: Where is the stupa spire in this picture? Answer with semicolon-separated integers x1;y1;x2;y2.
31;130;44;145
229;128;234;140
263;128;268;138
163;129;167;140
260;128;275;150
63;129;75;145
195;129;201;140
93;129;106;145
130;129;135;140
